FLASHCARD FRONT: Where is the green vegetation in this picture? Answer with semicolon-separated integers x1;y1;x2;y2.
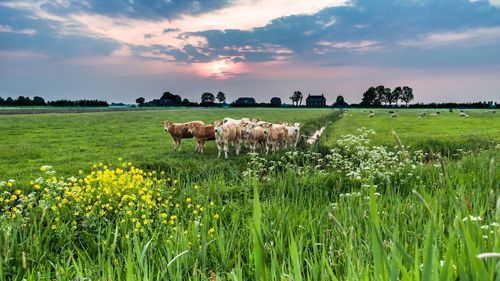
0;108;498;280
0;108;333;181
324;109;500;154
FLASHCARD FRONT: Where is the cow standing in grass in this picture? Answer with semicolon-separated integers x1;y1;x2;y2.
162;120;204;151
214;121;242;159
261;123;288;154
283;122;302;148
188;123;215;154
245;125;267;153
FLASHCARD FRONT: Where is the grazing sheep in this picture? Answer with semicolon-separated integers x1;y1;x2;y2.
464;114;470;118
391;113;397;118
369;113;375;118
459;112;467;117
430;113;437;116
419;112;426;117
388;110;395;114
369;110;374;113
417;116;422;120
490;110;496;114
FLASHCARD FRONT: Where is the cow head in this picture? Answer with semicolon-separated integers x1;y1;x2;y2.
161;121;173;132
213;120;224;137
187;123;198;134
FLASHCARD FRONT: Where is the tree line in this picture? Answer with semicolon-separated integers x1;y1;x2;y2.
360;85;414;107
0;96;108;107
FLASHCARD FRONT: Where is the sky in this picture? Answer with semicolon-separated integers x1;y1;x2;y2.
0;0;499;104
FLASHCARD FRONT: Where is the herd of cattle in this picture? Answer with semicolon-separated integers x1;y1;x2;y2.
161;117;302;159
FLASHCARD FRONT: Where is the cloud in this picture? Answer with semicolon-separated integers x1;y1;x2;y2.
317;40;381;52
399;26;500;48
0;24;36;35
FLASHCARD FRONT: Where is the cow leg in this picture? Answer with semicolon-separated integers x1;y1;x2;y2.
217;141;222;158
235;139;241;155
224;140;229;159
200;139;205;154
172;139;178;151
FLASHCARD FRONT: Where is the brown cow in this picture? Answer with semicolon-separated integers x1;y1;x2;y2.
161;120;204;151
187;123;215;154
214;121;242;159
261;123;288;155
244;125;267;153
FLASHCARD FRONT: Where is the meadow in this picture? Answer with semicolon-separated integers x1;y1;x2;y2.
0;108;333;181
0;108;498;280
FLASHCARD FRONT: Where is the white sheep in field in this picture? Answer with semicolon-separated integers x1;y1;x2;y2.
419;112;426;117
391;113;397;118
464;114;470;118
430;113;437;116
459;112;467;117
417;116;422;120
369;113;375;118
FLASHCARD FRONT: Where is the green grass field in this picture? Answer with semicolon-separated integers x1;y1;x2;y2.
324;109;500;153
0;108;333;181
0;108;498;280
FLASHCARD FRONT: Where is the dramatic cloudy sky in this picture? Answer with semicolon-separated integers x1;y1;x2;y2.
1;0;499;104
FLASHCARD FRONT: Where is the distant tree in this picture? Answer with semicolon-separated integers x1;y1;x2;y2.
161;91;182;105
361;87;377;106
181;98;191;106
135;97;145;105
383;87;392;106
216;91;226;104
5;97;14;106
391;87;402;106
400;86;414;106
0;97;4;105
270;97;282;106
333;95;348;107
33;96;46;106
201;92;215;103
290;91;303;106
374;85;386;106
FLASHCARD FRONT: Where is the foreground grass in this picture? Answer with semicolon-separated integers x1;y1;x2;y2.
324;108;499;154
1;148;498;280
0;108;333;181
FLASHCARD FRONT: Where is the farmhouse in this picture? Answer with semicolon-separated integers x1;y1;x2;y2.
306;94;327;107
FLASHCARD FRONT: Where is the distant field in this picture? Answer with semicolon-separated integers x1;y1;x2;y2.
324;108;500;153
0;108;333;181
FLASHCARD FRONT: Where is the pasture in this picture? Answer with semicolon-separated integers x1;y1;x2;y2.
0;108;332;181
324;108;500;153
0;108;499;280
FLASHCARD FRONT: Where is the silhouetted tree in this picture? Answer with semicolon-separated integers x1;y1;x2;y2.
136;97;145;105
181;98;191;106
290;91;303;106
391;87;402;106
383;87;392;106
400;86;414;106
0;97;4;105
5;97;14;105
270;97;281;106
33;96;46;106
373;85;385;105
216;91;226;104
361;87;376;106
333;95;348;107
161;91;182;104
201;92;215;103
